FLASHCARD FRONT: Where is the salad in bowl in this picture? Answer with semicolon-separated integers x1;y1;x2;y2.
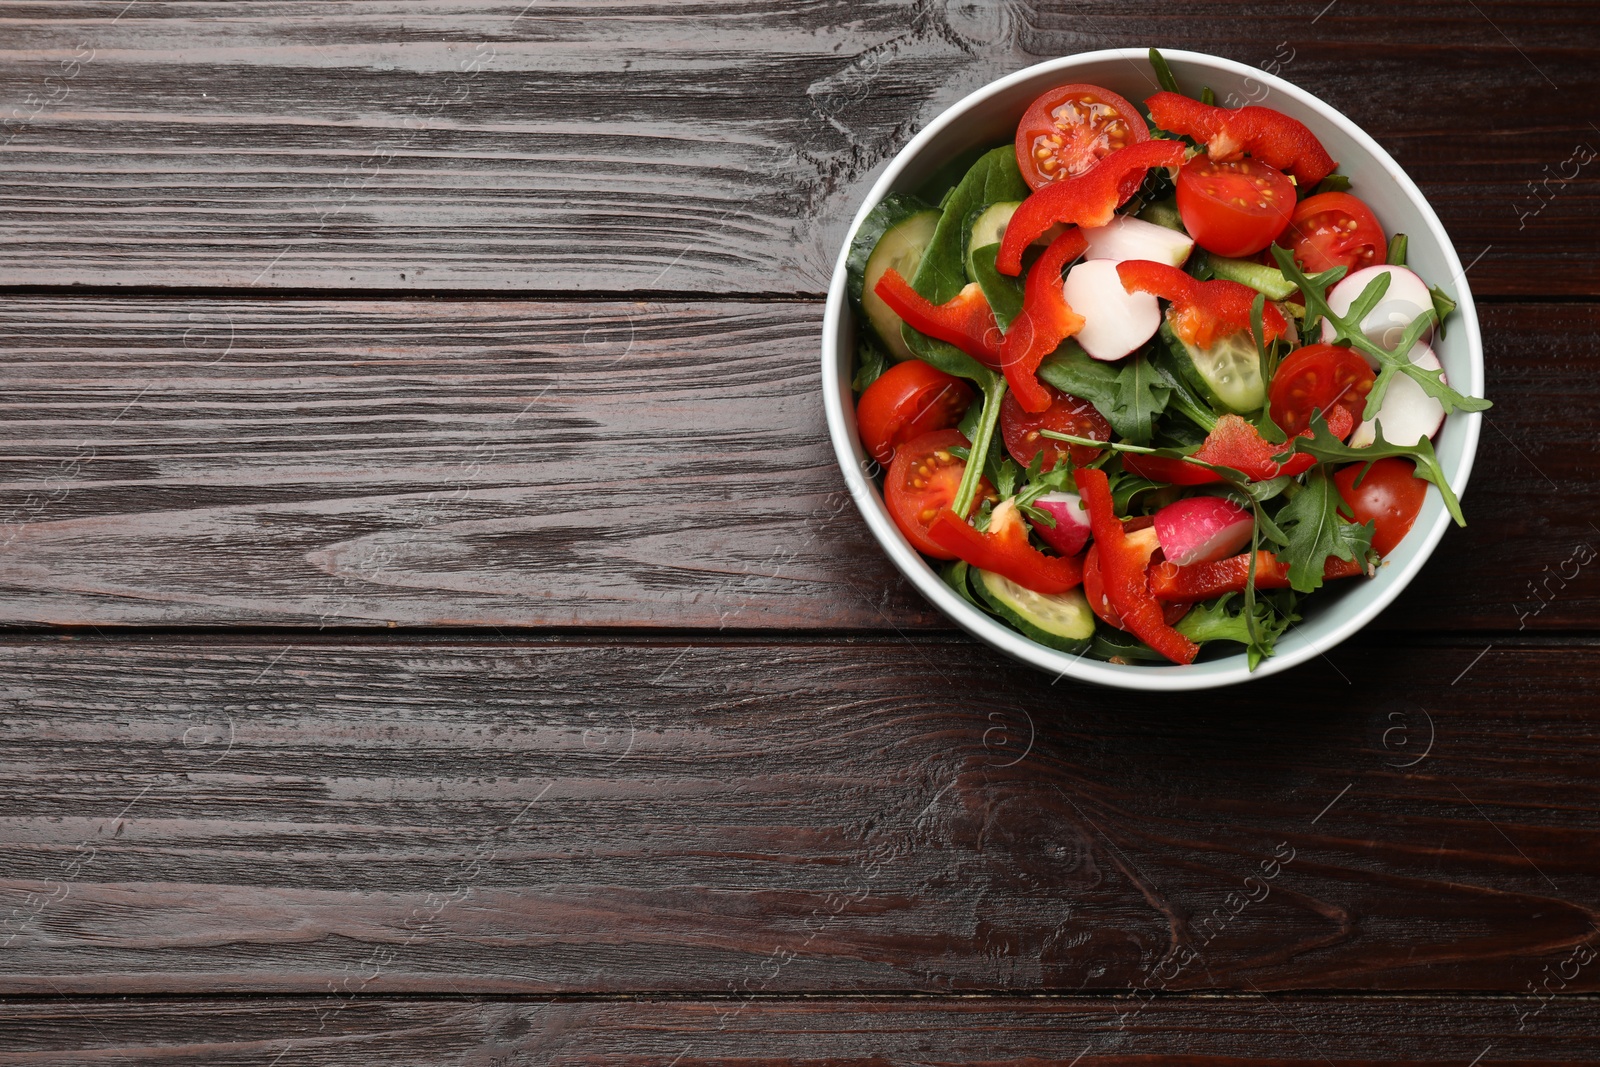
822;49;1488;688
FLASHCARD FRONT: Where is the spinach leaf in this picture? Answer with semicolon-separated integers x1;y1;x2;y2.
852;331;889;394
903;146;1029;378
968;242;1025;329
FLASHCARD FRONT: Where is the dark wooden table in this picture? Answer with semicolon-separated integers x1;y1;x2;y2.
2;2;1598;1062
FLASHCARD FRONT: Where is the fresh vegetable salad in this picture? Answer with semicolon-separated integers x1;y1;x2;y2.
847;49;1489;668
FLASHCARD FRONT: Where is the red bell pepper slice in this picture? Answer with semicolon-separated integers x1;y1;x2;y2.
1121;453;1225;486
997;140;1186;275
999;227;1089;412
873;271;1003;369
1115;260;1289;350
1073;467;1198;664
1149;550;1365;602
1144;92;1337;189
929;499;1083;595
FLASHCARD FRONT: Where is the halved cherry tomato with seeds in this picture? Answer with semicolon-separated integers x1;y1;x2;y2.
1000;385;1111;470
1268;343;1376;437
1175;156;1296;258
1283;192;1385;274
1015;83;1150;190
884;429;994;560
856;360;976;467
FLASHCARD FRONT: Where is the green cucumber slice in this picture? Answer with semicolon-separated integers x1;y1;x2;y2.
1160;318;1266;415
973;568;1095;653
1137;197;1185;232
964;200;1020;282
860;209;941;362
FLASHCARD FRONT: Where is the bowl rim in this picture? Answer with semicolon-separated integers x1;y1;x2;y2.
820;47;1483;691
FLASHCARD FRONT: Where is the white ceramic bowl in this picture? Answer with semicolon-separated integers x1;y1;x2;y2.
821;48;1483;691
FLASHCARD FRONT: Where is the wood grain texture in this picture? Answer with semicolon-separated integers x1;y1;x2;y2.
0;297;1593;631
0;1;1594;295
1;637;1597;995
2;996;1599;1065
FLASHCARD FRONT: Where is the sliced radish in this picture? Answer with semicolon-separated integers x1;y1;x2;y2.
1064;259;1161;362
1029;492;1092;556
1350;343;1447;447
1153;496;1254;566
1082;214;1195;268
1321;264;1435;359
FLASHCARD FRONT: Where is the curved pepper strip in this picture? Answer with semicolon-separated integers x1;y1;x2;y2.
928;499;1082;595
1073;467;1198;664
999;227;1089;413
997;140;1186;275
1115;260;1289;350
873;271;1003;369
1144;91;1337;188
1149;550;1365;602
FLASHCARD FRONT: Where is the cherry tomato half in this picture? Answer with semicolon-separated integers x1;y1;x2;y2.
885;429;994;559
1175;156;1296;257
1015;83;1150;190
1283;192;1385;274
1268;343;1376;437
856;360;976;467
1000;385;1112;471
1334;457;1427;557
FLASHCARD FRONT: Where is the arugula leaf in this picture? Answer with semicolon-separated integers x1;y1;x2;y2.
1387;233;1408;267
1175;593;1294;654
1038;343;1173;444
1149;48;1181;94
1150;343;1219;432
1270;243;1490;421
1280;412;1467;526
1110;355;1172;445
1430;284;1457;340
951;375;1007;517
1273;466;1375;592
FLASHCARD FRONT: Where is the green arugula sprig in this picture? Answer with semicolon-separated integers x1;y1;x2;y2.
1268;244;1491;422
1277;411;1467;526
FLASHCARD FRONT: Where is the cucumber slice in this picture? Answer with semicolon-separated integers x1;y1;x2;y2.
1160;318;1266;415
973;568;1095;653
861;209;941;361
965;200;1020;282
1137;197;1185;233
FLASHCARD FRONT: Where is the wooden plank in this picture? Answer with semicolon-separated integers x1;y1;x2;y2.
0;298;1593;631
0;2;1593;295
1;995;1598;1065
1;636;1598;995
